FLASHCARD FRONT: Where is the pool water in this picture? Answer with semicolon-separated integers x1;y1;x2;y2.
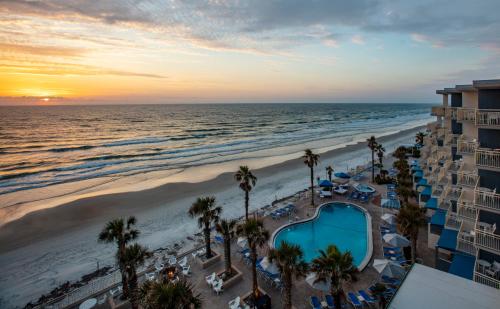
356;184;376;194
273;202;368;266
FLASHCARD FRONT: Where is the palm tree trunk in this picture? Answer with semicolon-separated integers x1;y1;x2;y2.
224;238;232;275
128;269;139;309
204;225;212;259
118;244;130;299
251;246;259;303
283;271;292;309
411;233;418;263
331;284;341;309
371;150;375;182
310;166;314;206
245;190;249;220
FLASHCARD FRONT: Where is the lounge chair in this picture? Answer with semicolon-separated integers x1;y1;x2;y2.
178;256;188;267
215;235;224;244
347;292;363;308
381;275;401;285
310;296;322;309
182;265;190;276
358;290;376;304
168;256;177;266
206;272;216;286
109;286;122;298
213;280;223;295
228;297;241;309
325;295;335;308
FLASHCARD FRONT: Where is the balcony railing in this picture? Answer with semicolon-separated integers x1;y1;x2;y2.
445;212;462;231
445;107;458;120
431;106;445;117
476;148;500;170
457;222;476;255
474;270;500;289
444;133;459;146
476;109;500;128
456;172;479;188
457;108;476;122
475;228;500;254
457;138;478;155
474;187;500;213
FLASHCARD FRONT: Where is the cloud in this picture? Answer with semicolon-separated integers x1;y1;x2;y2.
351;34;365;45
0;42;84;57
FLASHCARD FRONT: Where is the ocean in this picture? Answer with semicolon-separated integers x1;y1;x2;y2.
0;103;431;198
0;103;433;307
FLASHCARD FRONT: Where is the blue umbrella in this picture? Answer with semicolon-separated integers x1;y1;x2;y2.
334;172;351;179
319;179;334;187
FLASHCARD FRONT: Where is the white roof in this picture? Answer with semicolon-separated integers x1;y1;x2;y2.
388;264;500;309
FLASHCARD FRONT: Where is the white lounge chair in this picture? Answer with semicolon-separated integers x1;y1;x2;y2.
206;272;216;286
154;263;164;272
228;296;241;309
168;256;177;266
213;280;223;295
178;256;188;267
109;286;122;298
182;265;191;276
486;261;500;278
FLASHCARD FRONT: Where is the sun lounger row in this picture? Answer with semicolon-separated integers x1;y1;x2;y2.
309;295;340;309
270;204;296;220
348;191;371;203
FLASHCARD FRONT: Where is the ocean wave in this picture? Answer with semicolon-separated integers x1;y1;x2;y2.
50;145;95;152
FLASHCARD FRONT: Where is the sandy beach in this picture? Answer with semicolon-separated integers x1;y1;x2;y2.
0;125;423;307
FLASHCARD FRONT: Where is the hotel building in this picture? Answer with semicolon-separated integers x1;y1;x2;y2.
417;79;500;289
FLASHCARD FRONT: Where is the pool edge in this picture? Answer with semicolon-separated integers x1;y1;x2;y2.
269;201;373;271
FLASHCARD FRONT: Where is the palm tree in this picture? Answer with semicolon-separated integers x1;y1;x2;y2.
98;217;139;299
215;218;237;276
302;149;320;206
393;146;407;161
415;131;425;147
375;144;385;168
235;166;257;220
140;279;202;309
396;204;427;263
121;243;152;309
311;245;357;309
268;241;308;309
326;165;334;182
236;218;270;303
367;136;378;182
188;196;221;259
370;283;388;309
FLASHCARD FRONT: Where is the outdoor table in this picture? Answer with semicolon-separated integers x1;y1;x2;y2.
79;298;97;309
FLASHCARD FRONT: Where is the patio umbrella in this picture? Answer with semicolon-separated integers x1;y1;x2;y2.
334;172;351;179
237;237;248;248
381;213;397;225
372;259;405;278
319;179;334;187
383;233;410;247
259;257;279;274
305;272;330;292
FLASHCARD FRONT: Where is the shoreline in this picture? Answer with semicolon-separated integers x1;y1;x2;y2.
0;125;424;253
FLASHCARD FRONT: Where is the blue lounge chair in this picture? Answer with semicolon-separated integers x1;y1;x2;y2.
325;295;335;309
214;235;224;244
347;292;363;308
358;290;376;304
310;296;322;309
381;275;401;285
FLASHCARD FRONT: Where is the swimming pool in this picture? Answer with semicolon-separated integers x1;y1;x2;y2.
271;202;372;269
355;183;376;194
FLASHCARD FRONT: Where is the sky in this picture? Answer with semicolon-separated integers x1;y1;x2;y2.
0;0;499;105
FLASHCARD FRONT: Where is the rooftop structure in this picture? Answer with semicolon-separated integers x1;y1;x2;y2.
388;263;500;309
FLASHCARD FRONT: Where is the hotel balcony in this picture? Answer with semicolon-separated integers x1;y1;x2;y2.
456;171;479;188
456;137;478;155
476;109;500;129
431;106;445;117
474;267;500;289
456;221;477;255
474;187;500;214
445;212;462;231
475;226;500;255
457;189;478;221
445;107;458;120
457;107;476;122
444;133;459;147
475;148;500;171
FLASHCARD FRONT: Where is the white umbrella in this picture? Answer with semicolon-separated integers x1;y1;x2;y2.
259;257;279;274
372;259;405;278
305;272;330;291
383;233;410;247
381;213;397;225
237;237;248;248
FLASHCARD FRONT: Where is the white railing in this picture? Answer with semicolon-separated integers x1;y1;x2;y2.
456;172;479;187
445;212;462;231
476;148;500;170
474;271;500;289
431;106;445;116
474;187;500;213
457;222;476;255
457;138;478;155
446;107;458;120
475;228;500;254
476;109;500;128
457;108;476;122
